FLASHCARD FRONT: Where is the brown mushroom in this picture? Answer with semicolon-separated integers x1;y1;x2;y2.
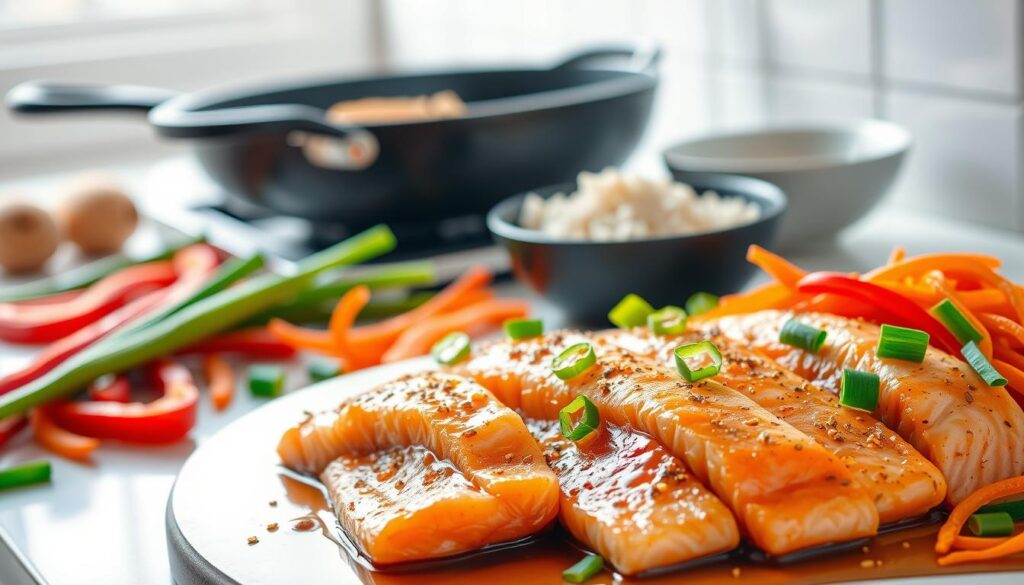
0;199;60;273
56;174;138;255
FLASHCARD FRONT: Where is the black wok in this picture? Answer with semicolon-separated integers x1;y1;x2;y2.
6;45;659;227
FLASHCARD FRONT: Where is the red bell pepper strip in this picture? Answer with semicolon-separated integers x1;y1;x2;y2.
797;272;962;354
45;360;199;445
88;374;131;403
0;416;27;449
180;327;297;360
0;244;221;397
0;261;178;344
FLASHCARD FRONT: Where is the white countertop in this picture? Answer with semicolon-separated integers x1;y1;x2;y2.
0;160;1023;585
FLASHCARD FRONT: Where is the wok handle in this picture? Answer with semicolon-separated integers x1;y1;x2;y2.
148;103;353;139
6;81;178;113
553;42;662;74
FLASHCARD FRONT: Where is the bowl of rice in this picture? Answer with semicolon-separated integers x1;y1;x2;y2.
487;168;787;324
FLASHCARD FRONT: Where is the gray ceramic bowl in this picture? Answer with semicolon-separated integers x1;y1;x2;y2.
487;173;787;326
663;120;911;249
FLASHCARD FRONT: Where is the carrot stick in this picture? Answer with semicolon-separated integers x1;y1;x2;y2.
939;531;1024;566
948;535;1012;551
346;266;493;362
994;340;1024;372
31;408;99;461
746;245;806;288
865;254;1002;282
328;285;372;370
977;313;1024;349
993;359;1024;396
381;299;529;363
936;475;1024;554
887;246;906;265
960;289;1014;315
203;355;235;411
268;319;335;354
692;282;798;322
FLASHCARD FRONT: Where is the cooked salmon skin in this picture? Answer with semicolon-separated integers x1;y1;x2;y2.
322;445;508;564
454;332;879;555
705;311;1024;504
278;372;560;557
528;419;739;574
601;328;947;523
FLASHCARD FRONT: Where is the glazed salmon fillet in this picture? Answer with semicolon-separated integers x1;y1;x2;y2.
601;328;947;523
454;332;879;555
278;372;560;559
322;445;509;564
704;311;1024;504
527;419;739;575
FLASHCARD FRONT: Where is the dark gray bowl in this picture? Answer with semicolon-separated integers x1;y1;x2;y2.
487;172;787;325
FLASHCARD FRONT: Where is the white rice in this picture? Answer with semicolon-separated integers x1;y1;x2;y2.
518;168;761;241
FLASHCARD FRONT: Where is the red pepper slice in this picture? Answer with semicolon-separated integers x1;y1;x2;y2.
181;327;297;360
88;374;131;403
0;415;27;449
46;360;199;444
0;261;178;344
797;272;961;354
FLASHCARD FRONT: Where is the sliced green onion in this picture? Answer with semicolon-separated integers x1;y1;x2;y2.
673;340;722;382
249;364;285;398
876;324;929;363
931;299;983;345
962;340;1007;387
558;395;600;442
0;460;51;491
979;499;1024;521
839;368;879;411
551;343;597;381
968;511;1015;537
562;554;604;583
431;332;471;365
608;294;655;329
647;306;687;335
685;292;719;317
779;319;827;353
307;358;343;383
503;318;543;340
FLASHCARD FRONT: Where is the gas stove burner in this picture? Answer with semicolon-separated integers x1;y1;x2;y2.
140;158;509;280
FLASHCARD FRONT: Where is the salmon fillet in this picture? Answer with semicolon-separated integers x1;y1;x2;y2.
704;310;1024;504
528;419;739;575
454;332;879;555
601;328;947;523
321;445;508;564
278;372;560;560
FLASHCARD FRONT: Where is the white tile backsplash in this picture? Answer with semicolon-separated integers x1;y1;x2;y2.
766;0;873;77
882;0;1020;96
769;74;875;123
707;0;763;64
885;90;1020;230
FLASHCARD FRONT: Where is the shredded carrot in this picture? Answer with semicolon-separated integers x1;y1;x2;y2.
692;282;798;322
939;531;1024;566
922;272;993;358
328;285;372;370
978;313;1024;349
947;535;1012;551
959;288;1013;315
993;359;1024;396
31;408;99;461
203;354;235;411
268;319;334;354
864;254;1002;282
746;245;807;288
994;340;1024;372
887;246;906;265
381;299;529;363
936;475;1024;554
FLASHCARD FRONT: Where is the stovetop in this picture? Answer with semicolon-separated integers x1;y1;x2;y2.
141;158;509;279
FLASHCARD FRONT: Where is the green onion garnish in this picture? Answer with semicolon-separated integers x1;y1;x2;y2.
962;340;1007;386
647;306;687;335
979;499;1024;521
608;294;655;329
685;292;719;317
968;511;1015;537
558;395;600;442
431;332;471;365
0;460;51;491
307;358;343;383
503;318;543;340
673;340;722;382
249;364;285;398
779;319;827;353
562;554;604;583
931;299;983;345
839;368;879;411
876;324;930;363
551;342;597;381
